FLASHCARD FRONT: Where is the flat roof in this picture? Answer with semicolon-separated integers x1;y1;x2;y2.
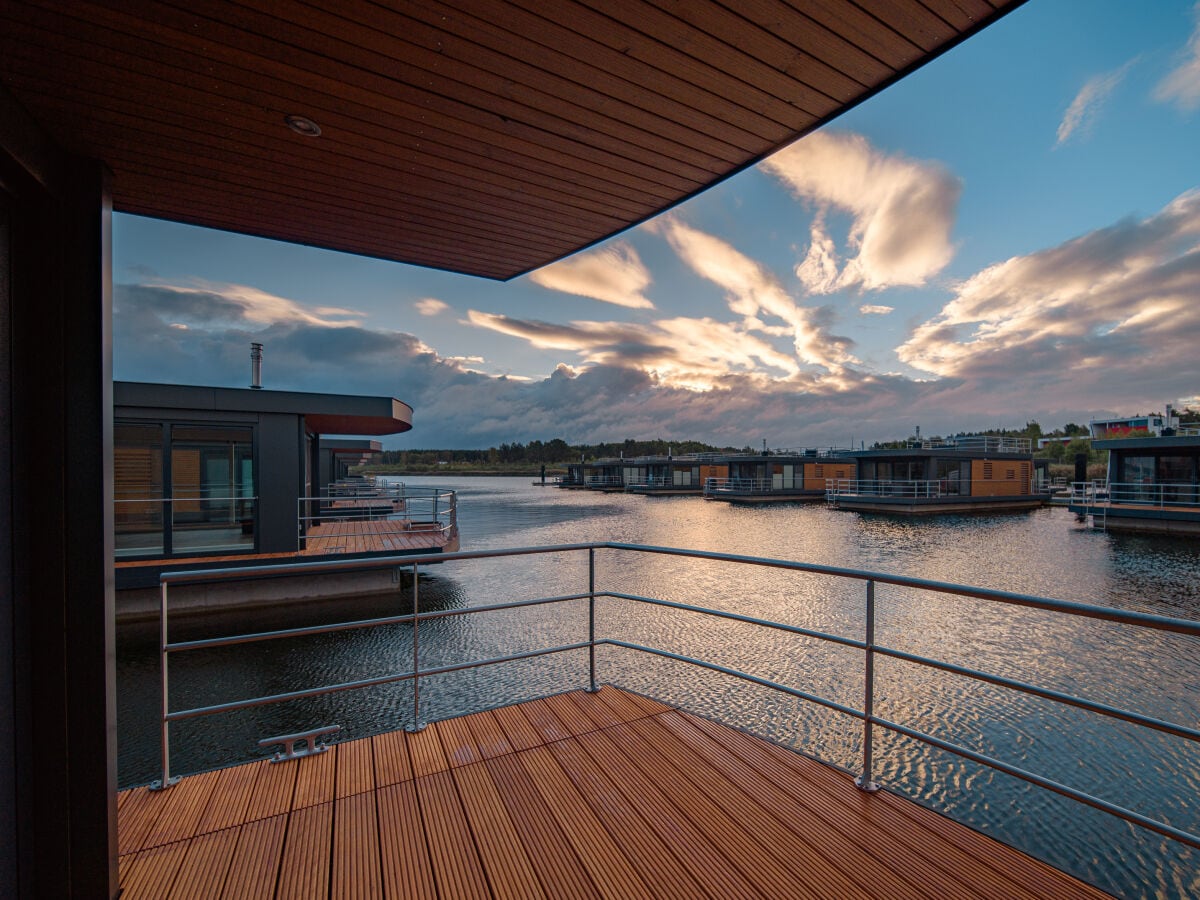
114;381;413;435
1093;435;1200;451
0;1;1023;280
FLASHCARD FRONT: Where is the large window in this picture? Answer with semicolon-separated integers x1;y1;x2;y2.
114;423;164;557
114;421;256;559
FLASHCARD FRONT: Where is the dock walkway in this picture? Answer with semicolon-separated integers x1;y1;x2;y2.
117;687;1109;898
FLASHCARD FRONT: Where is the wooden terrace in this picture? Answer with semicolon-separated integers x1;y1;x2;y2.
117;687;1108;899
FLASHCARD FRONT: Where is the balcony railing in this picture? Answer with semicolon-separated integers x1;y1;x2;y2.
1071;481;1200;509
704;476;794;495
298;484;457;555
826;478;950;499
149;542;1200;863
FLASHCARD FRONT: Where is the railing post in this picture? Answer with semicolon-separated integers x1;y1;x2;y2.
587;547;599;692
406;563;426;732
150;580;178;790
856;578;880;792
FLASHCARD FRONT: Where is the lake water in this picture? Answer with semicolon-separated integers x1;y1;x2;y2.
116;476;1200;899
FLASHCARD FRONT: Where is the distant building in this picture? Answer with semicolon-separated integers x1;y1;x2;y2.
1090;406;1180;440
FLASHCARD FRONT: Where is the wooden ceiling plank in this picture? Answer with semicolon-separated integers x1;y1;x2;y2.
714;0;895;85
571;0;843;115
915;0;998;31
850;0;960;52
508;0;834;122
146;0;732;179
648;0;871;102
113;154;588;265
6;60;655;237
783;0;924;68
29;0;715;191
246;0;773;159
425;0;797;140
115;188;551;280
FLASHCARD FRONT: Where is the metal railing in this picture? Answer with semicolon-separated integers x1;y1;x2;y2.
1071;481;1200;509
826;478;949;499
584;475;625;487
704;476;805;495
884;436;1031;453
298;485;456;555
148;542;1200;856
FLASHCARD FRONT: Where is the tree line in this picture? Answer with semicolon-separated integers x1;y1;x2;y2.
375;437;748;468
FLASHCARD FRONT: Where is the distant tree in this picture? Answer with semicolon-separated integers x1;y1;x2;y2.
1063;423;1086;436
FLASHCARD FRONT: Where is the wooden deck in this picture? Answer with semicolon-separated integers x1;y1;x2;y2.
117;688;1110;899
300;520;455;556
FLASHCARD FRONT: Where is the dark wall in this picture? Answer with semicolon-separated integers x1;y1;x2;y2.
257;412;304;554
1;90;118;898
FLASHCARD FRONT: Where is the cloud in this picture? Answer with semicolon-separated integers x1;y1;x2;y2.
466;310;800;390
415;298;449;316
1057;61;1135;145
760;131;960;293
111;276;1121;449
528;242;654;309
897;189;1200;407
117;279;363;328
1155;3;1200;111
652;217;857;372
859;305;894;316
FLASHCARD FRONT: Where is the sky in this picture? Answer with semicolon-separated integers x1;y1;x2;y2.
113;0;1200;450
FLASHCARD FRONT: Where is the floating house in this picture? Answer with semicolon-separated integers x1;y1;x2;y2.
1068;430;1200;534
114;381;459;615
705;450;856;503
583;457;628;491
0;3;1059;895
827;436;1044;514
625;453;731;496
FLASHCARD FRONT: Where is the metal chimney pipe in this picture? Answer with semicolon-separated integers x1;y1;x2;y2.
250;342;263;389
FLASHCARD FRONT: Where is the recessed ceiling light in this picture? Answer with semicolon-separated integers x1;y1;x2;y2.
284;114;321;137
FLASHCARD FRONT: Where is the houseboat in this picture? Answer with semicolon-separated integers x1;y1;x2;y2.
625;453;731;496
827;436;1044;514
1068;429;1200;534
583;457;629;491
705;449;856;503
113;381;459;618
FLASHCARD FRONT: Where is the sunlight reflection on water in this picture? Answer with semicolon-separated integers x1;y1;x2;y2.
117;476;1200;899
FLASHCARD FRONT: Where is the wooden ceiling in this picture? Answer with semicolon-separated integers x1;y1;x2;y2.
0;0;1021;281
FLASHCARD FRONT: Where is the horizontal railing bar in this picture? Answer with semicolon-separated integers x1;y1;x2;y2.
876;716;1200;851
601;543;1200;635
876;645;1200;745
602;639;863;721
160;542;599;585
166;641;592;722
605;591;865;651
159;541;1200;637
165;593;591;652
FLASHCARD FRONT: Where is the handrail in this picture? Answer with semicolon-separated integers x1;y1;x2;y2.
1070;480;1200;509
151;541;1200;855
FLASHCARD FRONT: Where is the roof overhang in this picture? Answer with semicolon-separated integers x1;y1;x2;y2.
114;381;413;435
1;1;1023;280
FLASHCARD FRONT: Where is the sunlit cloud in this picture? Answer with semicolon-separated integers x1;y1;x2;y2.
652;217;857;372
860;305;894;316
528;241;654;309
117;279;363;328
415;298;450;316
465;309;800;390
898;189;1200;406
761;131;960;293
1057;61;1135;145
1155;2;1200;111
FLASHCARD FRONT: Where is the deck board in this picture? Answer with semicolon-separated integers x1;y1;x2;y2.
117;687;1112;899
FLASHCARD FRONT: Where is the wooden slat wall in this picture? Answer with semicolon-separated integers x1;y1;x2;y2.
115;686;1113;899
0;0;1021;280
